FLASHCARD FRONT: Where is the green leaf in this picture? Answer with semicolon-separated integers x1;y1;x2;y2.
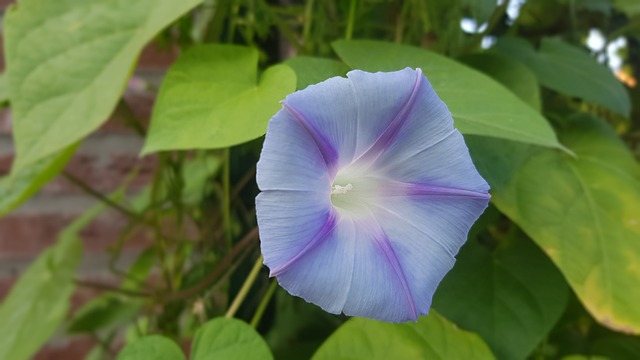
494;37;631;117
4;0;202;171
591;336;640;359
332;40;561;149
266;289;339;360
0;145;76;217
433;235;569;360
0;200;98;359
312;312;495;360
143;45;296;153
467;113;640;333
116;335;185;360
285;56;350;90
613;0;640;16
191;317;273;360
459;52;541;111
0;73;9;104
67;295;142;334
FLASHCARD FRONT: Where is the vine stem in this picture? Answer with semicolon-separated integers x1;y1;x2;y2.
345;0;357;40
163;227;259;301
225;254;264;318
62;170;141;222
250;280;278;328
222;148;232;250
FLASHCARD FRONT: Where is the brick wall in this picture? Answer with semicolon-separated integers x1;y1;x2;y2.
0;1;178;357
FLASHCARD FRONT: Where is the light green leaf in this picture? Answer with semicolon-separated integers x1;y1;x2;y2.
116;335;185;360
0;200;101;359
459;52;542;111
0;145;76;217
191;317;273;360
4;0;202;171
143;45;296;153
434;236;569;360
494;37;631;116
285;56;350;90
312;312;495;360
0;73;9;104
332;40;561;149
467;113;640;334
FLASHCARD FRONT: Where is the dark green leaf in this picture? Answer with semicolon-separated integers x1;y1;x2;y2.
434;236;569;359
143;45;296;153
5;0;202;170
67;295;142;334
332;40;562;149
468;113;640;333
613;0;640;16
312;312;495;360
494;37;631;116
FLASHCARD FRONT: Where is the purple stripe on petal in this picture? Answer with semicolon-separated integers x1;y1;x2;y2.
282;102;339;174
372;227;418;321
355;69;423;164
270;210;339;277
382;181;492;200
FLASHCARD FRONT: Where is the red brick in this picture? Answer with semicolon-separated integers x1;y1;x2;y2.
138;43;179;69
34;336;95;360
0;109;11;135
0;211;154;258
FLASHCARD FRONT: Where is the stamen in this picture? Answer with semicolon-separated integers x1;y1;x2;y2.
331;183;353;195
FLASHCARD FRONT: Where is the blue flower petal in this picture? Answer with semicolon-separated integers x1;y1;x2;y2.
273;217;356;314
256;68;491;323
283;76;358;170
383;130;490;193
347;68;427;160
257;110;331;192
256;190;333;274
340;217;421;322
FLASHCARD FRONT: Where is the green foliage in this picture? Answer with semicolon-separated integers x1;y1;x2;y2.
312;312;496;359
0;203;97;360
459;53;542;111
2;0;640;358
191;317;273;360
4;0;202;171
468;114;640;333
285;56;351;90
332;40;563;149
143;45;296;153
494;37;631;116
117;336;186;360
0;145;76;217
433;235;569;359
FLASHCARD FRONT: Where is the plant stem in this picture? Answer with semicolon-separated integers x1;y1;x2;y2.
75;279;150;298
250;280;278;328
302;0;315;50
345;0;357;40
163;227;259;301
222;148;232;250
225;254;264;318
62;171;141;222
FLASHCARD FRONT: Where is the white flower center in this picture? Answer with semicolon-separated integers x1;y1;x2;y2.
330;164;385;218
331;183;353;195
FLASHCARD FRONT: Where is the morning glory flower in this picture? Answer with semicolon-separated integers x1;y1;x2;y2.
256;67;490;322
